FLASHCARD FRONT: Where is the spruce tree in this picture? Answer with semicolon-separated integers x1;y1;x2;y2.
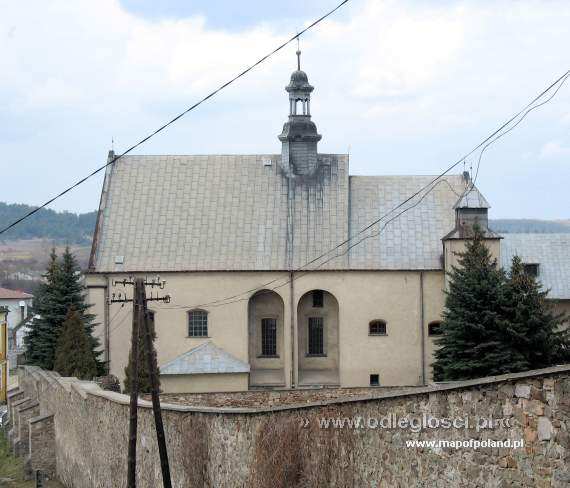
433;227;524;381
54;307;98;380
59;247;103;372
24;247;103;373
24;249;66;369
503;256;570;369
124;310;160;394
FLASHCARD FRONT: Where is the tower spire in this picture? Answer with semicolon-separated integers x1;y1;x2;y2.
278;48;322;176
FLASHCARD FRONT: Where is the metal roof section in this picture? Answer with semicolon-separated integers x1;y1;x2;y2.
160;341;250;375
501;233;570;300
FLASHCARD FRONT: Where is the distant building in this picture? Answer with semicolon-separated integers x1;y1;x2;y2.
85;52;569;393
0;287;33;370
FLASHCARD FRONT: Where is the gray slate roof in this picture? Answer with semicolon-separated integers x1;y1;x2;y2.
454;187;490;209
90;154;470;272
501;234;570;300
348;175;465;269
160;341;250;375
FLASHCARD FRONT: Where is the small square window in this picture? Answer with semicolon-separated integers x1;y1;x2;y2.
370;374;380;387
523;263;539;278
428;322;442;336
369;320;387;336
312;290;324;308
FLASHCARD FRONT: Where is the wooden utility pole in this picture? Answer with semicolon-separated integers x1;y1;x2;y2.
127;279;143;488
111;276;171;488
141;302;172;487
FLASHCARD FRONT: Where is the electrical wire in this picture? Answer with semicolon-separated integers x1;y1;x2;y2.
150;69;570;311
469;71;570;191
0;0;351;237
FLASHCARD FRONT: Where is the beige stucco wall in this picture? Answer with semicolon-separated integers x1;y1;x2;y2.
87;272;293;390
443;238;501;289
297;290;339;385
85;275;107;365
422;271;447;382
551;300;570;325
85;269;450;391
248;292;284;365
160;373;248;393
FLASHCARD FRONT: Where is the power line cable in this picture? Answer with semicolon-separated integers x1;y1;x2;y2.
154;69;570;311
469;71;570;191
0;0;351;237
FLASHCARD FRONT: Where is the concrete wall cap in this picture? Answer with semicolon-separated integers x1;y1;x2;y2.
18;401;40;412
29;413;55;424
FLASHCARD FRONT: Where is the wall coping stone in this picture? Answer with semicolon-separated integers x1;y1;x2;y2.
7;388;23;398
21;363;570;415
11;397;32;410
29;413;54;425
18;401;39;413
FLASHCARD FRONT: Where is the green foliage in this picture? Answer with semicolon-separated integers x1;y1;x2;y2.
433;227;570;381
433;227;516;381
54;307;98;380
0;201;96;244
24;247;103;373
124;311;160;394
502;256;570;368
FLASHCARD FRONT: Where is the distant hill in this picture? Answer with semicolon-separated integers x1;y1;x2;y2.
489;219;570;234
0;202;97;244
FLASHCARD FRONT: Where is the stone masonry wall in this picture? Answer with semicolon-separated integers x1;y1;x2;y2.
7;365;570;487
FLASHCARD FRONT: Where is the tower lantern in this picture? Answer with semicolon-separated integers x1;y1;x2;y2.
278;48;322;176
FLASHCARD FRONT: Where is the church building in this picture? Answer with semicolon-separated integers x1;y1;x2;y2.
85;52;570;393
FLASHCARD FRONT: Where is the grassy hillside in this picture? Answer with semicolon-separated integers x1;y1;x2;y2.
0;202;97;245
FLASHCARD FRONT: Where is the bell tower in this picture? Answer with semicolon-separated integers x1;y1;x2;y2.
278;48;322;176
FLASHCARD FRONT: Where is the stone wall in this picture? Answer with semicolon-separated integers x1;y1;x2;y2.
6;364;570;487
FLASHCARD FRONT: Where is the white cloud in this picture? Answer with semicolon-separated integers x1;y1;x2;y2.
539;140;570;159
1;0;570;217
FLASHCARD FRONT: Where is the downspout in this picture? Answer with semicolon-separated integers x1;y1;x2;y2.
290;270;296;388
419;271;426;385
105;274;110;374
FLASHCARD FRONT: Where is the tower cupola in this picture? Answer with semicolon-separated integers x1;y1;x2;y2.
279;49;322;176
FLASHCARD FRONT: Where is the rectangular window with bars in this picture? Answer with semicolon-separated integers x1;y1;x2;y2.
188;310;208;337
308;317;324;356
261;318;277;357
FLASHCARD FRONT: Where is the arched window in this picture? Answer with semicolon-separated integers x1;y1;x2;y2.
188;310;208;337
428;321;442;336
369;320;387;336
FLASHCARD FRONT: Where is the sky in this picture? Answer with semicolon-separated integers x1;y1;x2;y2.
1;0;570;219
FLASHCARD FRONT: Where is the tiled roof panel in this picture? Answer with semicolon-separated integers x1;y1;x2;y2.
347;175;466;269
92;155;469;272
500;233;570;299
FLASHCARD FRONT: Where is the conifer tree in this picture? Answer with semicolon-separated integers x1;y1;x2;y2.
24;249;65;369
433;227;525;381
54;307;98;380
503;256;570;369
123;311;160;394
59;247;102;371
24;247;103;373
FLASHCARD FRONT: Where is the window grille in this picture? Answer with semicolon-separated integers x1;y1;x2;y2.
308;317;324;355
